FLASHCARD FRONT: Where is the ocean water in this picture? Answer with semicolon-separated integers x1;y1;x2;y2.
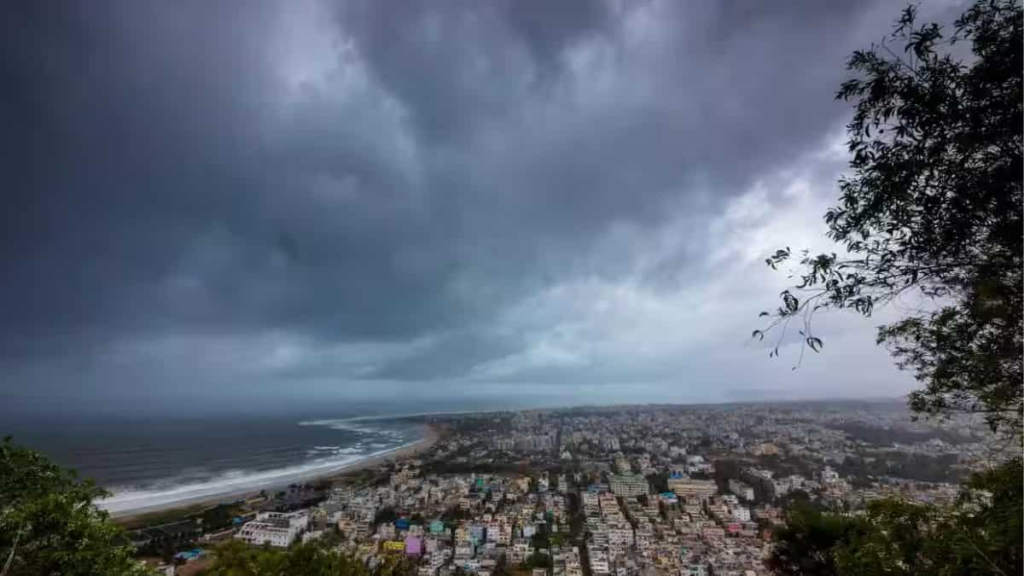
3;396;577;515
5;411;426;515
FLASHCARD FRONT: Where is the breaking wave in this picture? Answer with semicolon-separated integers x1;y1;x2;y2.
99;442;414;515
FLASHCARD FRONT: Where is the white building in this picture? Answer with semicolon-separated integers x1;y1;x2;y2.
236;510;309;547
609;474;649;497
821;466;840;484
589;550;610;575
728;479;755;501
731;506;751;522
558;474;569;494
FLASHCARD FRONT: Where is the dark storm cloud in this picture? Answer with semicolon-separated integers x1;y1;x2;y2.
0;0;961;402
1;0;461;356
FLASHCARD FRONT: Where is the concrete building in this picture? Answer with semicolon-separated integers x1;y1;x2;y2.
751;443;780;456
821;466;840;484
609;474;649;497
728;479;755;501
235;511;309;547
668;478;717;501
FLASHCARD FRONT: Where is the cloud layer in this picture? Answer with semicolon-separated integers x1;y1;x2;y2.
1;0;963;413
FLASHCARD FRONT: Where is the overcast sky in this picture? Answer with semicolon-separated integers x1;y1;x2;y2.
1;0;966;415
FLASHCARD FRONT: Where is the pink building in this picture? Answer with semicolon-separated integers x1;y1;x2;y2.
405;536;422;557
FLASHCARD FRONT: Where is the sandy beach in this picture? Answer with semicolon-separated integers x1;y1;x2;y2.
111;423;441;522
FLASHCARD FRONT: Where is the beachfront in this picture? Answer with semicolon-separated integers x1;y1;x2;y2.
107;424;441;519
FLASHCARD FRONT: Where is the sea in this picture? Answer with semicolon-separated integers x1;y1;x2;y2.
4;408;440;516
3;395;586;515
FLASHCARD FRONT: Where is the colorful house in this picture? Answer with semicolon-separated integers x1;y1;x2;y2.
429;520;446;534
405;536;422;557
383;540;405;553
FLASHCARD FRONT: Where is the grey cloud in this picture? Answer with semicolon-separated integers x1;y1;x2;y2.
366;330;524;381
0;0;960;407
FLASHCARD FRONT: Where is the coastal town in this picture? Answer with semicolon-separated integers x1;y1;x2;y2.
133;402;1000;575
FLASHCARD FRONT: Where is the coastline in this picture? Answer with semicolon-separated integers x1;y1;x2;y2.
111;423;441;523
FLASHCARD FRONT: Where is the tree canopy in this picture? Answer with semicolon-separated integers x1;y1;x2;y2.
770;458;1022;576
205;539;381;576
0;437;151;576
757;0;1022;435
763;1;1022;573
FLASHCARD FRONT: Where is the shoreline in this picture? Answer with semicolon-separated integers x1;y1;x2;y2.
110;423;441;523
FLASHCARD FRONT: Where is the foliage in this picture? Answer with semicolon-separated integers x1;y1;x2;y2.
0;437;152;576
766;504;868;575
440;506;471;525
206;539;368;576
773;489;821;512
375;554;417;576
373;507;397;526
521;551;553;571
493;552;509;576
764;2;1023;574
206;538;419;576
834;451;965;484
756;0;1023;434
645;473;669;494
770;459;1022;575
831;422;973;446
953;457;1024;573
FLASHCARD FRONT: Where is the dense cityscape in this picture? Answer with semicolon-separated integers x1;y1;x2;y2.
134;402;1002;575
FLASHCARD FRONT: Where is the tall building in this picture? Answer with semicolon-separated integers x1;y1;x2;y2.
728;479;755;501
741;468;778;501
609;473;649;497
613;454;632;473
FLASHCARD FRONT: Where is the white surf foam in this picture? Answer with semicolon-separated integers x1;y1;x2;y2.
297;418;380;434
98;442;413;516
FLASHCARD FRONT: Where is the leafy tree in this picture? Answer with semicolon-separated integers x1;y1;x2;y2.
756;0;1022;435
645;473;669;494
205;540;287;576
373;507;397;526
829;460;1020;575
493;552;509;576
765;505;867;576
207;539;404;576
375;555;416;576
833;499;941;576
521;551;553;571
762;1;1023;573
944;457;1023;573
0;437;152;576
